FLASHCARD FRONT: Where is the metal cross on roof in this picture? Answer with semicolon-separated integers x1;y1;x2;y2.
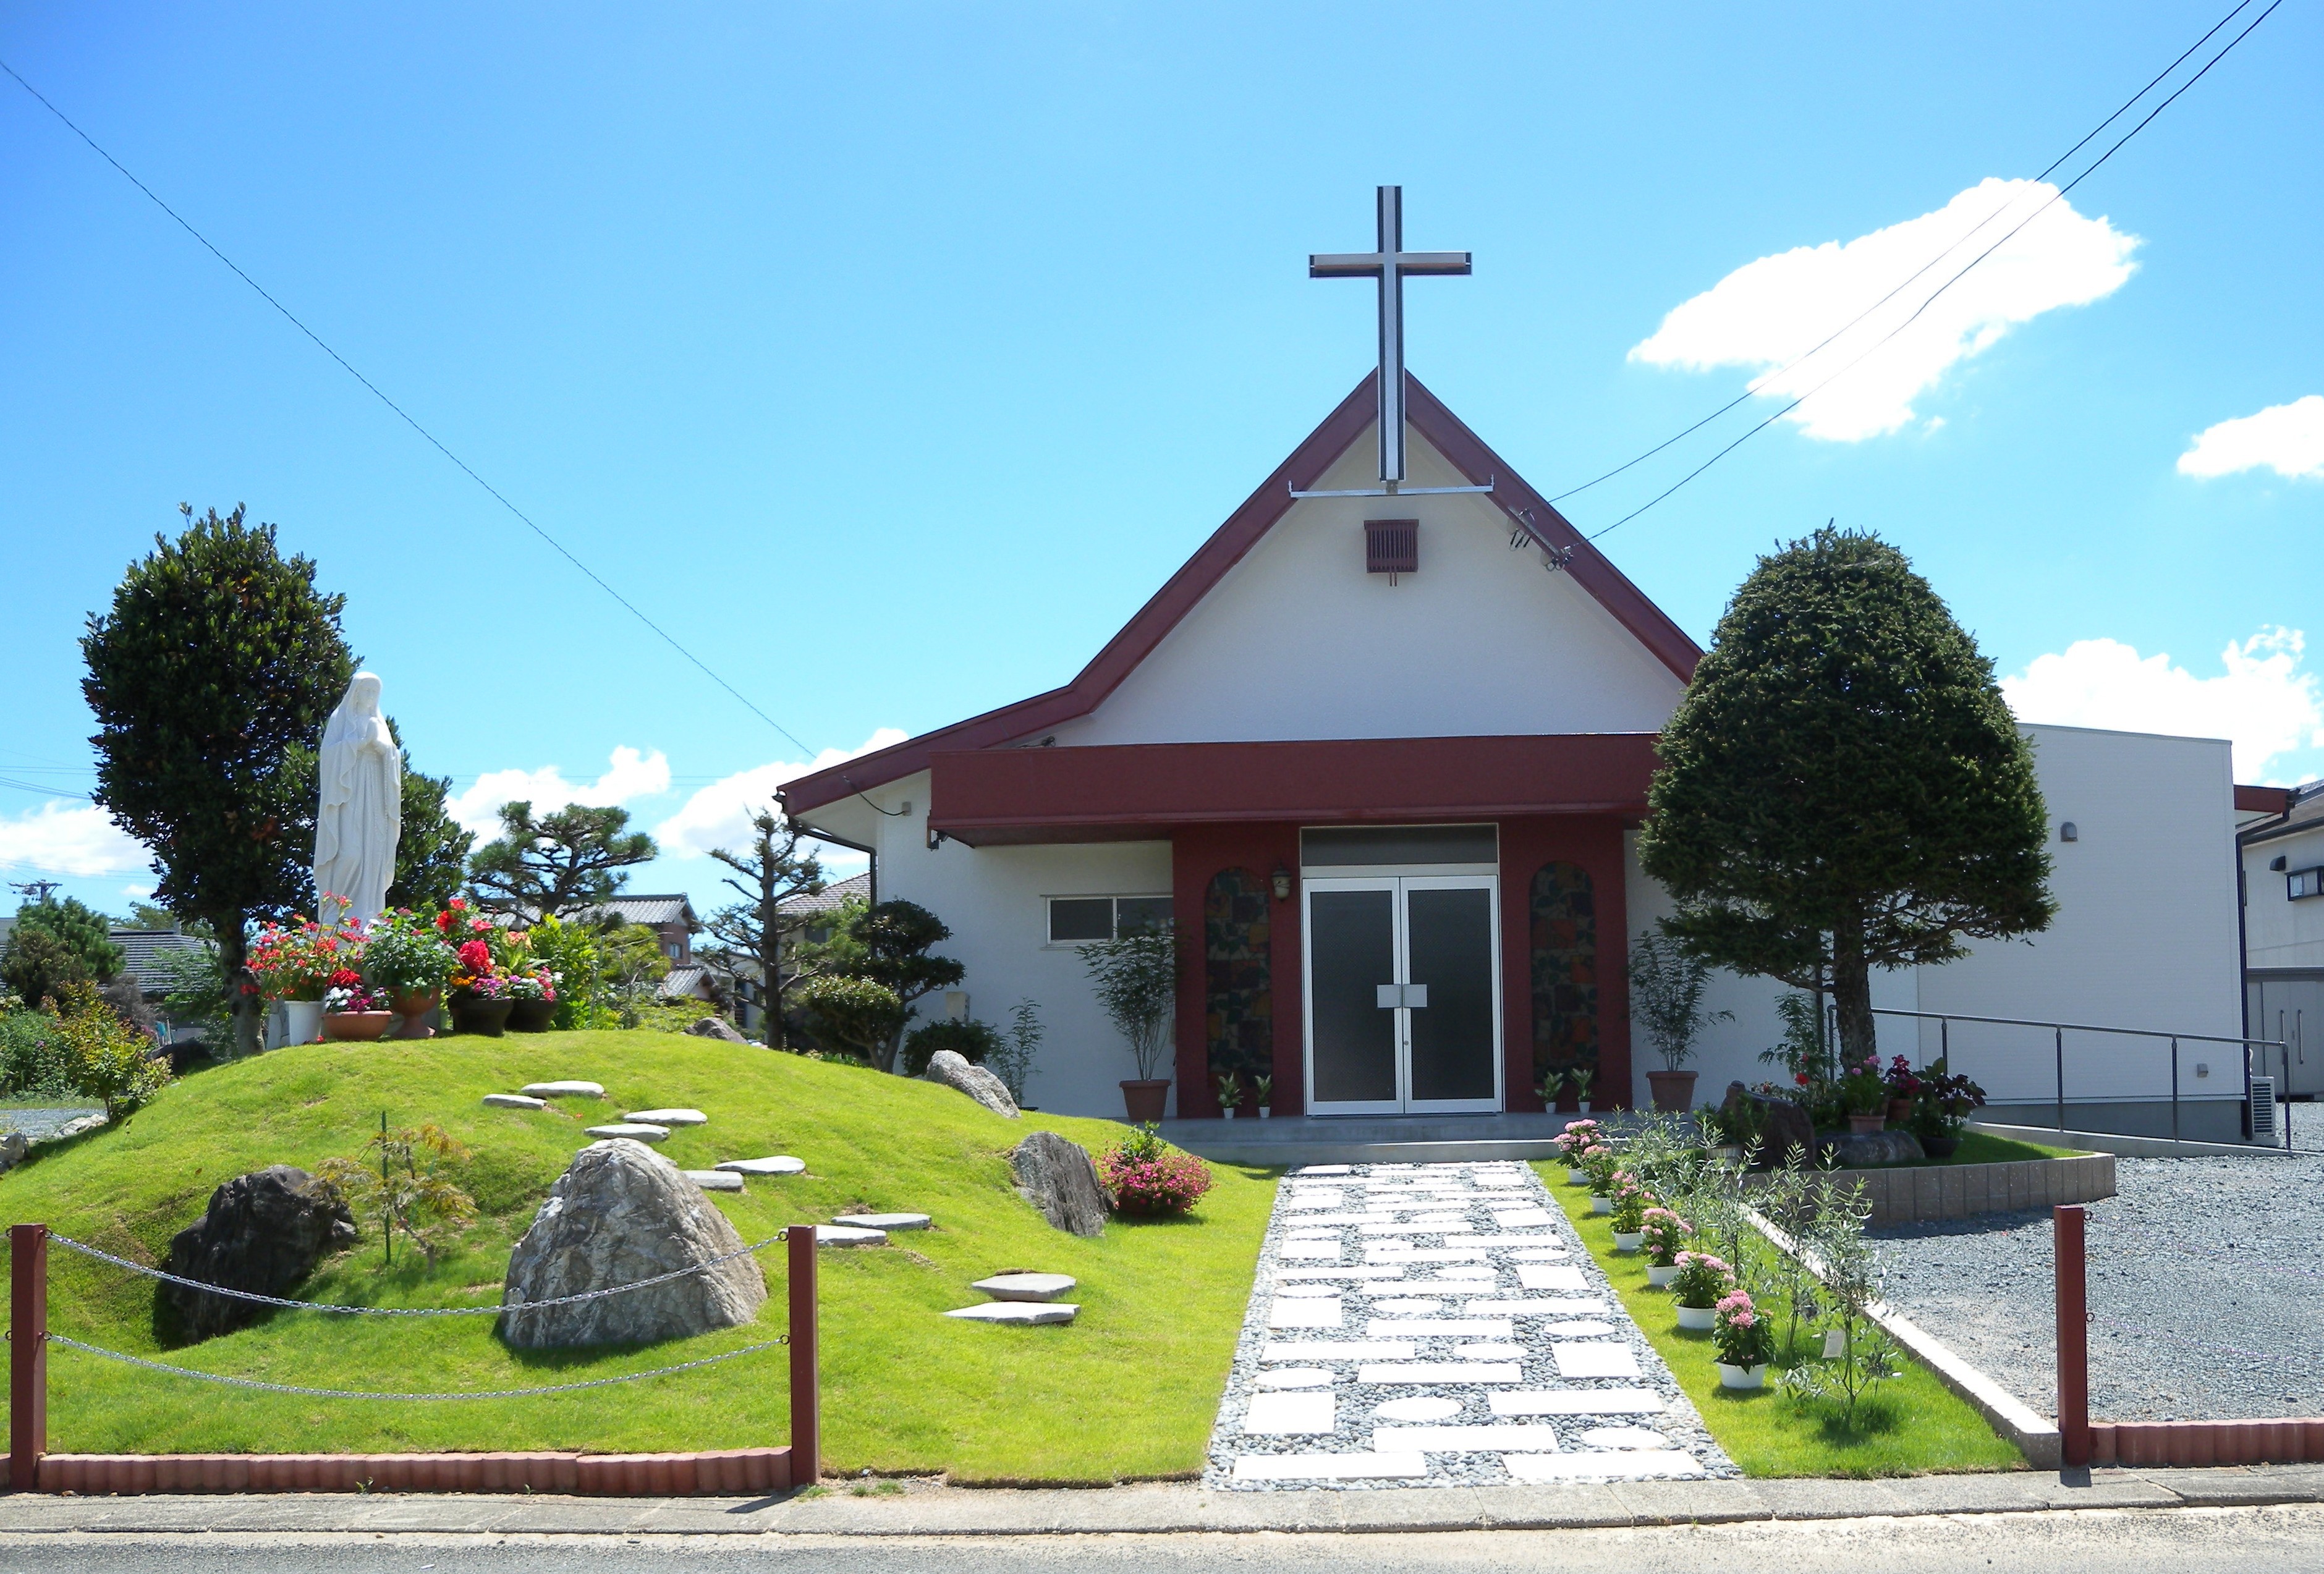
1309;185;1473;488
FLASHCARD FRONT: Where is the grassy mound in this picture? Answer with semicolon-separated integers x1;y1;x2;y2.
0;1031;1271;1483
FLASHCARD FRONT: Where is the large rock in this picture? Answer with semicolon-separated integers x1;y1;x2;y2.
1009;1130;1108;1238
1819;1128;1928;1169
686;1016;748;1044
0;1132;25;1175
923;1049;1019;1117
162;1166;357;1342
1721;1082;1817;1167
499;1138;766;1350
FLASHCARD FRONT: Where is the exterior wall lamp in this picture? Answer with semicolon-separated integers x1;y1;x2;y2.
1271;863;1293;902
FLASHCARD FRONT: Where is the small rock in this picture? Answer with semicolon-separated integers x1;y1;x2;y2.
971;1272;1076;1303
1820;1129;1927;1168
685;1017;749;1044
922;1049;1019;1117
1009;1130;1108;1238
162;1167;357;1342
716;1156;805;1176
624;1109;708;1127
835;1212;928;1231
684;1170;745;1193
49;1113;107;1142
585;1123;670;1142
817;1225;887;1247
483;1094;546;1111
944;1302;1077;1326
522;1081;605;1099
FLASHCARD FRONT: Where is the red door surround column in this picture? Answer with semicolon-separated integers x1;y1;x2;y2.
1173;824;1302;1117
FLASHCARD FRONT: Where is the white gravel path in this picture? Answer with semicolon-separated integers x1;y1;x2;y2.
1204;1159;1734;1489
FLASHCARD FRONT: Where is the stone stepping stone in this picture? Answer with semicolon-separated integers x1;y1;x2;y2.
816;1224;888;1246
1276;1266;1407;1280
1374;1424;1566;1452
1231;1453;1425;1482
585;1123;669;1141
971;1272;1076;1303
625;1108;707;1126
1260;1340;1415;1362
683;1170;744;1192
1553;1342;1642;1380
1279;1241;1342;1262
944;1301;1076;1325
1366;1318;1514;1339
1369;1298;1444;1314
1519;1262;1594;1290
1273;1282;1339;1298
1267;1298;1341;1330
522;1081;604;1098
1490;1207;1555;1227
1356;1361;1522;1384
1293;1165;1354;1175
483;1094;546;1110
1241;1391;1334;1435
1505;1452;1705;1482
1490;1389;1663;1417
716;1156;805;1176
1473;1290;1598;1311
1579;1426;1678;1450
834;1212;928;1231
1373;1396;1462;1422
1454;1342;1528;1360
1257;1368;1334;1390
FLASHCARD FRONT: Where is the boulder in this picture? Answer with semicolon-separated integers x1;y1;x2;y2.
500;1138;766;1350
1818;1128;1928;1169
687;1016;749;1044
922;1049;1019;1118
1721;1082;1817;1167
0;1132;26;1175
162;1166;357;1342
1009;1130;1108;1238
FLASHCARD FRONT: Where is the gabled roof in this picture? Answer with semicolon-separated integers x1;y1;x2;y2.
784;373;1703;816
592;894;697;928
778;872;872;915
110;928;209;996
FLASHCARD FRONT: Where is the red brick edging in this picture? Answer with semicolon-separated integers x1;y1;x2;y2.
1;1447;792;1496
2091;1420;2324;1468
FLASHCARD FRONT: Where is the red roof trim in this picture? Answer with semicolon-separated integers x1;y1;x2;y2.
786;375;1704;815
2237;784;2294;815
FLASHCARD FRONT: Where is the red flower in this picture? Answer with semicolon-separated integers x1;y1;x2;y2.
1794;1072;1810;1086
435;911;454;933
329;968;362;988
457;939;493;973
468;917;490;934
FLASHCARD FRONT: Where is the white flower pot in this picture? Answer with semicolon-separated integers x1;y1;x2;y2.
279;999;323;1048
1717;1361;1768;1390
1590;1195;1612;1215
1221;1109;1236;1120
1566;1167;1590;1187
1613;1230;1643;1253
1257;1108;1271;1120
1646;1263;1678;1288
1676;1305;1716;1331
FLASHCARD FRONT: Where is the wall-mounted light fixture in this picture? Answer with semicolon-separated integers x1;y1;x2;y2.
2271;855;2289;872
2059;822;2079;843
1271;863;1293;902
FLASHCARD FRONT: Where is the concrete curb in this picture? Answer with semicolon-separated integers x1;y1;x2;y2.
6;1465;2324;1535
1971;1122;2298;1161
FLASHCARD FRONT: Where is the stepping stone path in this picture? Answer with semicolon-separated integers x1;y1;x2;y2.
684;1170;745;1193
624;1109;708;1127
716;1156;805;1176
834;1212;928;1232
1205;1160;1732;1490
816;1225;887;1246
944;1302;1076;1326
585;1123;669;1142
522;1081;604;1099
971;1272;1076;1303
482;1094;546;1110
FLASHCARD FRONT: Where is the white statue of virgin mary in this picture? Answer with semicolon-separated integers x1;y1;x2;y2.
314;672;402;929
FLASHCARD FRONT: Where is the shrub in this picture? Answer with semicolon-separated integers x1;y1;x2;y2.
1098;1125;1213;1217
1670;1250;1735;1310
1610;1173;1655;1233
1640;1206;1692;1267
1713;1290;1778;1368
0;1010;74;1098
316;1120;477;1266
49;983;172;1118
899;1016;1002;1078
1551;1119;1603;1164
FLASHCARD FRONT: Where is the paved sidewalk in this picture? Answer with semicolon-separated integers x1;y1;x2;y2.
7;1465;2324;1536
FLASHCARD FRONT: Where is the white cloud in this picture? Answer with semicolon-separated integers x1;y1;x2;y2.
121;884;155;900
0;803;153;878
2178;395;2324;481
446;746;672;840
655;728;910;859
1631;178;2139;441
2000;628;2324;782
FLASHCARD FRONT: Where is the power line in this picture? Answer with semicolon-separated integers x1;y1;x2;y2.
1566;0;2281;538
0;57;817;759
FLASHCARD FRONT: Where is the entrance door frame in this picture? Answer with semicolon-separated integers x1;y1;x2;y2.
1300;870;1504;1116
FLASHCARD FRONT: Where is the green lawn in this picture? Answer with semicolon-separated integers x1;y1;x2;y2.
1935;1132;2080;1164
0;1031;1273;1483
1537;1163;2024;1478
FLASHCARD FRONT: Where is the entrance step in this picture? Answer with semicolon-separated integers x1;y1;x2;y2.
1163;1114;1581;1167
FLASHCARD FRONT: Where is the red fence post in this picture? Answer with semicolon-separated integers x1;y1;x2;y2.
10;1224;48;1493
787;1224;818;1487
2055;1204;2090;1469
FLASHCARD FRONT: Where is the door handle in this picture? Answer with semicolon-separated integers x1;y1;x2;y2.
1374;984;1429;1009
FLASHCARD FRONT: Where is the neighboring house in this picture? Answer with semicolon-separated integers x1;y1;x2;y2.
713;872;873;1038
781;372;2252;1137
585;894;714;1006
2237;782;2324;1099
111;926;211;1047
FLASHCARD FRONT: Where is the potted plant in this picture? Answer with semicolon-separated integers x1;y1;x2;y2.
1215;1069;1242;1120
363;908;458;1039
248;915;346;1046
505;967;558;1033
1081;926;1183;1123
1882;1055;1920;1125
1582;1142;1619;1212
1630;928;1733;1112
1571;1065;1597;1114
1670;1250;1733;1331
451;964;515;1035
1537;1067;1566;1112
1837;1056;1889;1133
1713;1289;1777;1389
320;971;395;1041
1551;1119;1601;1185
1641;1205;1692;1287
1251;1073;1273;1119
1097;1123;1213;1217
1609;1174;1653;1251
1908;1059;1987;1158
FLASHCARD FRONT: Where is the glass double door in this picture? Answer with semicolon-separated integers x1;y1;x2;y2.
1302;875;1502;1114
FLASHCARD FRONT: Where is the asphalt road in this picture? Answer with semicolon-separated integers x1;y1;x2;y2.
11;1507;2324;1574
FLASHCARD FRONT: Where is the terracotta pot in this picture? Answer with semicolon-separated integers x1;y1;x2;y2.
390;990;440;1041
1647;1069;1699;1113
1847;1112;1887;1134
1120;1078;1170;1123
452;997;514;1037
322;1010;395;1042
506;999;556;1033
1888;1097;1915;1123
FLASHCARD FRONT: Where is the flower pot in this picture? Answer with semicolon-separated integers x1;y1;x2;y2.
1221;1107;1236;1120
506;999;556;1033
1647;1069;1698;1113
1647;1263;1679;1288
278;999;324;1047
1257;1107;1271;1120
389;990;439;1040
1577;1100;1596;1114
1717;1361;1768;1390
1590;1195;1612;1215
1120;1079;1171;1123
1711;1145;1742;1167
322;1010;395;1042
1847;1112;1887;1135
1922;1133;1961;1159
1566;1167;1590;1187
1888;1097;1914;1124
452;997;513;1038
1613;1230;1643;1253
1676;1305;1716;1331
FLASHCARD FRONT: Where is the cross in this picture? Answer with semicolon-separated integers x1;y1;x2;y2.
1311;186;1470;485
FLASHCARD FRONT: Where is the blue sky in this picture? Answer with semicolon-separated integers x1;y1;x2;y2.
4;1;2320;921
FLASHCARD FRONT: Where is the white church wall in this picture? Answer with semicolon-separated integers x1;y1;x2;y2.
1051;427;1686;748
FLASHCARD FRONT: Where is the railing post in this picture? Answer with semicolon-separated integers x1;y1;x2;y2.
2055;1025;2066;1133
787;1224;818;1489
9;1224;47;1493
2169;1037;2180;1143
2055;1204;2090;1470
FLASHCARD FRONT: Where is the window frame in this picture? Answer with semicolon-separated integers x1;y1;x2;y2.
1043;893;1175;947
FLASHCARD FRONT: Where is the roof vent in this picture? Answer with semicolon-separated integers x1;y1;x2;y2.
1366;518;1418;579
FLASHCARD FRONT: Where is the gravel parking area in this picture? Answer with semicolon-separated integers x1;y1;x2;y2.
1874;1154;2324;1423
